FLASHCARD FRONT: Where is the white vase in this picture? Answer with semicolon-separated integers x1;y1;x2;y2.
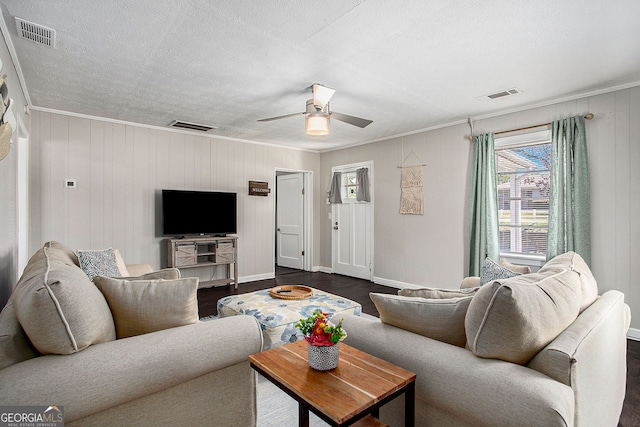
307;343;340;371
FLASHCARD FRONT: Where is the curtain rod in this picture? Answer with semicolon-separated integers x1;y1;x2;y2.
467;113;594;141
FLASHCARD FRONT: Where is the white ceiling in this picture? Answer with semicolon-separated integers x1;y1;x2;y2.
2;0;639;152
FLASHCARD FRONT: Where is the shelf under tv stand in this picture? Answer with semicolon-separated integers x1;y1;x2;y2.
166;236;238;289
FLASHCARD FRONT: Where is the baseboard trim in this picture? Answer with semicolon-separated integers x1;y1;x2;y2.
627;327;640;341
372;276;423;290
239;272;274;283
315;266;333;274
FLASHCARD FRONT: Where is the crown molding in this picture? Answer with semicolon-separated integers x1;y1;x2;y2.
29;106;320;153
319;80;640;153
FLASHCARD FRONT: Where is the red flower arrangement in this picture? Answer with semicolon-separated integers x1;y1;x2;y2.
295;310;347;346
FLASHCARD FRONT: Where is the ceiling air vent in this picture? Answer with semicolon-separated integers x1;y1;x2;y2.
477;88;523;102
169;120;217;132
15;17;56;48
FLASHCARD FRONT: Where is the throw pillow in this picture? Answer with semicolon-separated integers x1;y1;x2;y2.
480;257;520;285
498;258;532;275
0;301;38;370
13;246;116;355
370;292;473;347
119;268;181;281
45;241;80;266
465;267;582;365
398;287;478;299
77;248;121;281
94;276;199;339
112;249;131;277
538;251;598;313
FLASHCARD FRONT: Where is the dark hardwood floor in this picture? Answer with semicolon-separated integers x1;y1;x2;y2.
197;271;639;425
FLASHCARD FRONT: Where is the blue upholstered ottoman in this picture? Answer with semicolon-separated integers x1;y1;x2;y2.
217;287;362;349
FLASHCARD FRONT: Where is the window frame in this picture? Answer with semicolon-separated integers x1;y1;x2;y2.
495;130;552;267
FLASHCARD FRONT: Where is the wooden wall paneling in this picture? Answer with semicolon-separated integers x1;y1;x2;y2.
169;132;185;189
253;144;264;273
132;126;150;263
438;125;462;279
183;133;196;190
230;141;244;275
155;130;171;264
629;86;640;315
368;139;394;281
110;124;127;257
266;145;276;271
40;112;55;244
209;139;218;190
90;120;105;247
147;129;158;264
28;112;41;252
243;143;257;276
155;131;171;190
216;139;229;190
200;137;211;190
587;92;617;292
614;90;631;299
423;132;445;285
67;117;91;249
102;123;114;249
192;135;202;189
123;125;135;259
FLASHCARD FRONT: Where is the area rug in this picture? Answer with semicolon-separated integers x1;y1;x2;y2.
256;374;329;426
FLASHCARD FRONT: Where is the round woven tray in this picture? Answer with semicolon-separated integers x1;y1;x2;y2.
269;285;314;300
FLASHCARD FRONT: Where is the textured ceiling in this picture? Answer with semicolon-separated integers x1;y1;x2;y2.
2;0;639;151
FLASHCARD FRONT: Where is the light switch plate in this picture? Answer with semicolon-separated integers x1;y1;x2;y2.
65;179;77;189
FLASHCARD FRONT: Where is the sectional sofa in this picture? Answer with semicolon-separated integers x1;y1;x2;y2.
341;252;630;426
0;241;263;426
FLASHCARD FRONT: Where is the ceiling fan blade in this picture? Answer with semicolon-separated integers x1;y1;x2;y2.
257;112;305;122
312;84;335;109
330;111;373;128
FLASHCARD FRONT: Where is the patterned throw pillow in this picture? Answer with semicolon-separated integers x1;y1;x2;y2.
77;248;121;281
480;257;520;285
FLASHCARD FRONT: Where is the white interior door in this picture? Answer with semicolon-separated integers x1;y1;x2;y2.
332;164;372;280
276;173;304;269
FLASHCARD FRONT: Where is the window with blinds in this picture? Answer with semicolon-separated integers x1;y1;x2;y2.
496;142;551;256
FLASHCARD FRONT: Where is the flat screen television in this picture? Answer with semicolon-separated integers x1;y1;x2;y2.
162;189;237;236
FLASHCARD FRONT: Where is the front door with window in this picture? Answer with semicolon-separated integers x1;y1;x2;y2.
332;163;372;280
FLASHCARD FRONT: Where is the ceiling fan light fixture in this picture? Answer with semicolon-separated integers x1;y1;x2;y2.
306;112;330;136
312;84;336;109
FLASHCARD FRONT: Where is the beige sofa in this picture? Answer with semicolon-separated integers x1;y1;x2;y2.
0;241;263;426
341;252;630;426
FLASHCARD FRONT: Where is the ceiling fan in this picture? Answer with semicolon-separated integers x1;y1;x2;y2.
258;84;373;136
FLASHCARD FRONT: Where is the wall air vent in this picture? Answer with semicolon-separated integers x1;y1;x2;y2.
15;17;56;48
477;88;523;102
169;120;218;132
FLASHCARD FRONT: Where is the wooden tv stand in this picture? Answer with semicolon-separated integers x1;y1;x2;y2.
166;236;238;289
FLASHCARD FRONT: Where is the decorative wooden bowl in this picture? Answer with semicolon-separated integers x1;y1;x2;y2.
269;285;314;300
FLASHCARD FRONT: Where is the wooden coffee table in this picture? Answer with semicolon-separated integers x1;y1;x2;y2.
249;340;416;427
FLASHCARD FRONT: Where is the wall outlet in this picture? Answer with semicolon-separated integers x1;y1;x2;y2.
65;179;77;189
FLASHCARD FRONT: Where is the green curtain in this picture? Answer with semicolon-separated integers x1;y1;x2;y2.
548;115;591;265
469;133;500;276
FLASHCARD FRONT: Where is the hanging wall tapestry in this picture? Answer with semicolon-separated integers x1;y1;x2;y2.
400;165;424;215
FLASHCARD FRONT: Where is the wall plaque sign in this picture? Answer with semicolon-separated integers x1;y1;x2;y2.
249;180;271;196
